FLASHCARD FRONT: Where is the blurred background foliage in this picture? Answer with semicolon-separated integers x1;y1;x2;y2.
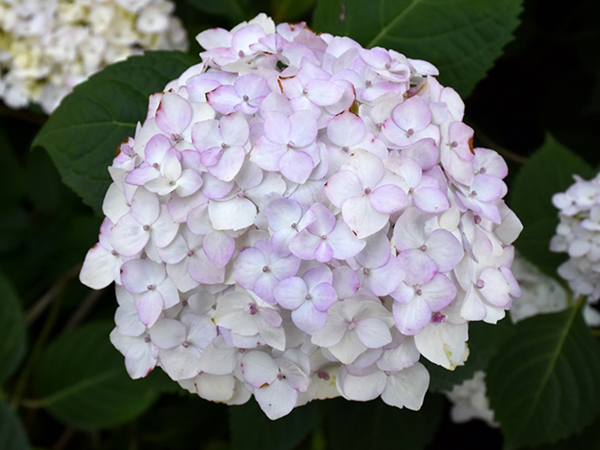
1;0;600;449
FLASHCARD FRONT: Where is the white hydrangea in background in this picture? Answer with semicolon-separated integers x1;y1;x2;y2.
445;370;498;427
80;13;523;420
0;0;188;113
550;173;600;307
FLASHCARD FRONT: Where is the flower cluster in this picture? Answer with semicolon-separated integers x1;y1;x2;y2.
80;14;522;420
0;0;187;113
550;173;600;302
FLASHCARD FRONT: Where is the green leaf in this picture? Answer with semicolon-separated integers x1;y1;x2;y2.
229;400;321;450
510;134;595;280
312;0;523;97
487;305;600;448
32;51;198;215
183;0;250;22
33;321;160;430
272;0;317;22
0;398;30;450
326;394;443;450
427;317;514;392
0;272;26;383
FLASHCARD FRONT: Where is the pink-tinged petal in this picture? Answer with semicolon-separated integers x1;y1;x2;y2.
233;247;266;288
355;318;392;348
305;79;344;106
448;121;475;161
425;229;464;273
187;203;213;235
397;250;436;286
157;234;188;264
250;137;285;171
189;250;225;284
393;297;431;335
311;314;349;347
80;244;119;289
268;254;301;281
148;318;186;349
314;242;334;263
324;171;363;208
460;286;487;321
338;367;387;402
263;111;290;144
306;203;336;235
196;27;232;50
126;165;159;186
241;351;278;387
343;195;388;238
232;24;266;54
343;149;385;189
203;231;235;268
130;188;160;225
254;274;280;303
208;146;246;182
369;184;407;214
402;138;439;171
381;363;429;410
392;207;429;250
206;85;239;114
135;290;164;327
382;120;412;148
278;149;314;184
470;174;506;202
202;174;234;200
479;267;511;307
332;266;360;299
390;282;414;305
421;274;457;311
156;92;192;136
310;282;337;311
474;147;508;179
368;258;405;296
289;231;321;259
413;186;449;213
393;96;431;132
144;134;171;164
292;302;328;334
148;209;177;249
255;380;298;420
326;221;366;260
266;197;303;230
120;259;165;293
192;119;221;152
220;112;249;146
175;169;203;197
289;110;318;148
209;197;257;231
327;110;365;147
199;147;222;168
274;276;307;310
110;213;149;256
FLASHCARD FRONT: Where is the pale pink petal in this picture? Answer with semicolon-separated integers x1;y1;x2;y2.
369;184;407;214
355;318;392;348
241;351;278;387
274;277;307;310
135;290;164;327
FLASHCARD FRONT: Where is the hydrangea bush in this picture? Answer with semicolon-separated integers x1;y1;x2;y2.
79;13;522;420
0;0;188;113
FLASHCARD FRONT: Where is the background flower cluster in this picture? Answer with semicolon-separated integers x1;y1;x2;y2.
1;0;600;449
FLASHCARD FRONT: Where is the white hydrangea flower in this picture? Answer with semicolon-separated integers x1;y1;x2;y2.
0;0;188;113
80;14;523;419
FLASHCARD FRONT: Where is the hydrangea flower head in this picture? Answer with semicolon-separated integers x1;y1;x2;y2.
81;14;522;419
0;0;188;113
